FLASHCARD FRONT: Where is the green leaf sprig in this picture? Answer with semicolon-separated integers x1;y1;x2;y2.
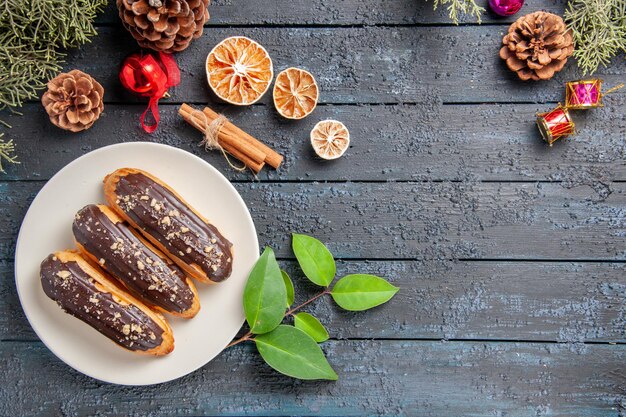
229;233;399;381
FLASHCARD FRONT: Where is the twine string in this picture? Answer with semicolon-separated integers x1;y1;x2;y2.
604;83;625;96
192;109;247;172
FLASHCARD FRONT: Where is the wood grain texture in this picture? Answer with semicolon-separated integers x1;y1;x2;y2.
2;181;624;261
1;340;624;416
3;259;624;343
55;26;626;105
2;102;625;182
2;1;625;413
97;0;565;25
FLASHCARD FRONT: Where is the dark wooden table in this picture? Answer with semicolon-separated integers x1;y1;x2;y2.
1;1;625;415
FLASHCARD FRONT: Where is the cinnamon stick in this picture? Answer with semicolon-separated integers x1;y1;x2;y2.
192;109;265;164
187;110;264;173
178;105;265;173
180;104;267;166
202;106;283;169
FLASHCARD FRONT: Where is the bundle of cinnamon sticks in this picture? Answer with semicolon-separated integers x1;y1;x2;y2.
179;103;283;173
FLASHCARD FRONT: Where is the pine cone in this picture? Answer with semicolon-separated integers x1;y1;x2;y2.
42;70;105;132
499;11;574;81
117;0;210;53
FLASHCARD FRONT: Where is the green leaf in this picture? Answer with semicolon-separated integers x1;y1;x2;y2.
294;312;329;343
331;274;399;311
243;247;287;334
255;325;338;380
292;233;336;287
281;269;295;307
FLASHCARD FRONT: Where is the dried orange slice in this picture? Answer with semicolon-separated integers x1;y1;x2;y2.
310;120;350;160
206;36;273;106
273;67;319;119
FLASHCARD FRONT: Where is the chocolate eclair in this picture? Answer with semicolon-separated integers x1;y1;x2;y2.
40;251;174;355
73;204;200;318
104;168;233;284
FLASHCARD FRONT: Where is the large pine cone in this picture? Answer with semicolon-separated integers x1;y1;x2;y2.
42;70;104;132
117;0;210;53
499;11;574;81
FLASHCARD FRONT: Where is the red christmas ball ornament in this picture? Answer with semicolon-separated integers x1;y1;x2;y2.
489;0;524;16
119;51;181;133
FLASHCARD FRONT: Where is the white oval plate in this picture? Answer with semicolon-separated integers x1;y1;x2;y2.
15;143;258;386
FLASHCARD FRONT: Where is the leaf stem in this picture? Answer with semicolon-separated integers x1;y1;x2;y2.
227;331;253;348
226;289;331;349
286;289;330;317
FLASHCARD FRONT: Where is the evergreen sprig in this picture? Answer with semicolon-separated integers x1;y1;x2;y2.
431;0;485;24
0;134;19;173
565;0;626;75
0;0;108;111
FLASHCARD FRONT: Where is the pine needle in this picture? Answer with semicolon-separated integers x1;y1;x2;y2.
0;0;107;173
565;0;626;75
431;0;485;24
0;0;108;111
0;133;19;173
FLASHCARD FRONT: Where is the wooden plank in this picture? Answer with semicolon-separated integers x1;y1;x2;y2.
2;102;625;182
0;261;26;341
57;26;626;104
1;340;623;416
97;0;566;25
3;259;624;343
2;181;624;261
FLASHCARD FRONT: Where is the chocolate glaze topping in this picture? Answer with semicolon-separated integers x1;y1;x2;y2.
40;254;164;351
114;173;233;282
73;205;195;313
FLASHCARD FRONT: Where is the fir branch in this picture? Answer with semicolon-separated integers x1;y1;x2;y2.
0;133;19;173
565;0;626;75
0;0;107;112
432;0;485;24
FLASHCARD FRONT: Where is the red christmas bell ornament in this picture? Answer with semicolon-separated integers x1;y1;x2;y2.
120;51;181;133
